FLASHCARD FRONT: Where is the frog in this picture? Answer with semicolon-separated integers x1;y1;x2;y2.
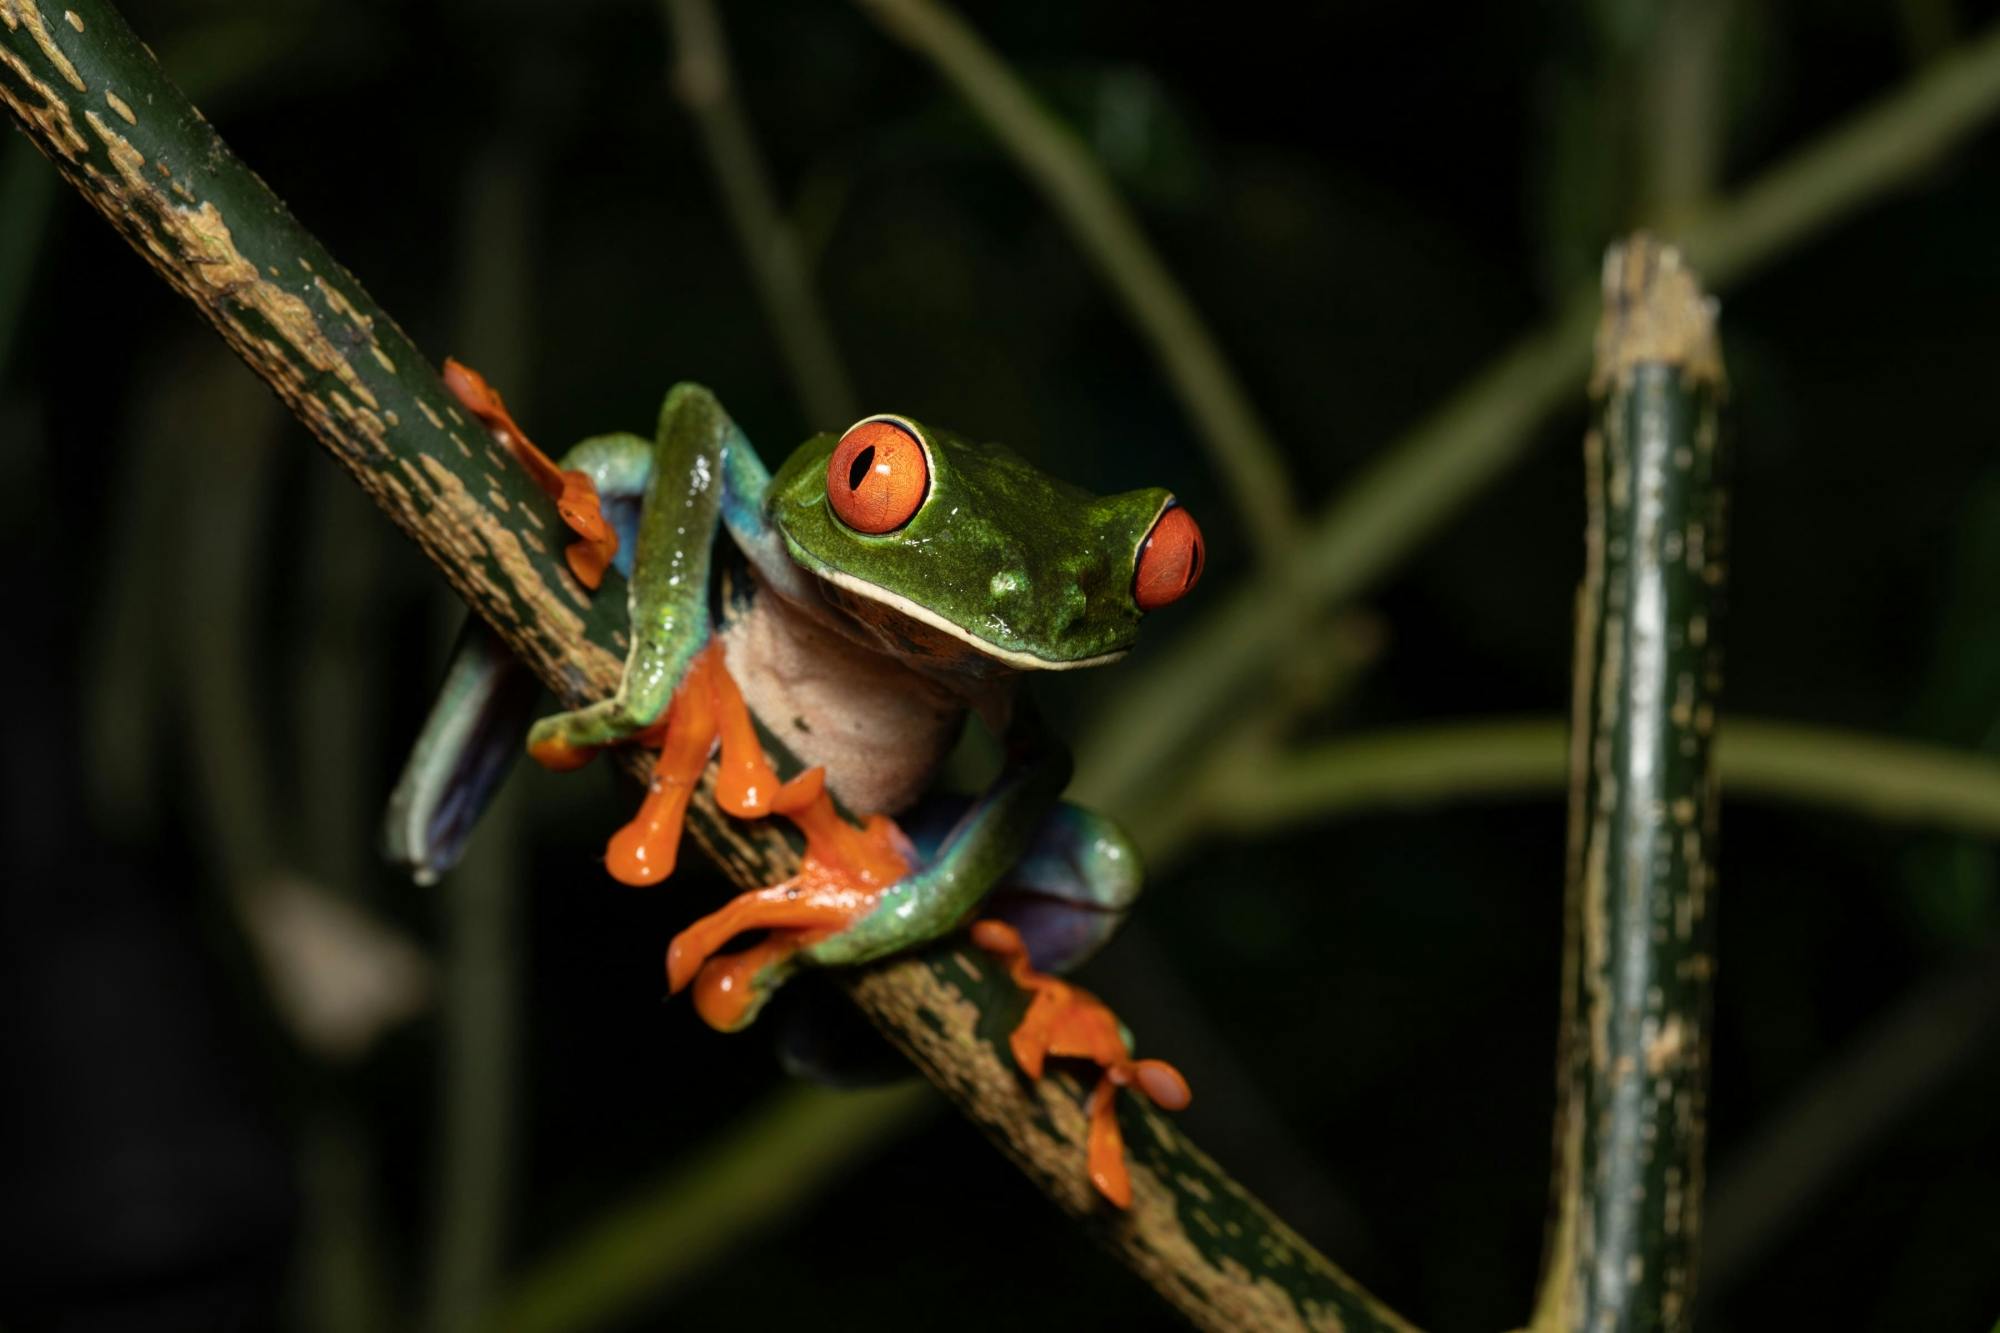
384;361;1202;1206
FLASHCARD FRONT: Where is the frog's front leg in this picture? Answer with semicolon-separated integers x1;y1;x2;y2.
663;697;1072;1031
523;383;752;768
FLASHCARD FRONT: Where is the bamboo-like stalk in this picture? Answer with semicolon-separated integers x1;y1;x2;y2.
1532;238;1728;1332
0;5;1409;1326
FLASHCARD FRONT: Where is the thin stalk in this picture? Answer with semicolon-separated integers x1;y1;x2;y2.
1199;717;2000;840
424;134;540;1333
1073;23;2000;821
81;357;186;828
0;8;1407;1326
1678;21;2000;287
491;1083;933;1333
852;0;1301;563
665;0;857;426
298;1109;398;1333
1637;0;1729;231
0;130;55;377
428;784;523;1333
1533;238;1728;1333
1700;948;2000;1302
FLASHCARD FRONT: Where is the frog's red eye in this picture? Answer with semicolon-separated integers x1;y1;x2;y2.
828;419;928;533
1134;504;1203;611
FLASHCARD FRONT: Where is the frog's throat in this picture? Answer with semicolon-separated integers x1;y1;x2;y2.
807;565;1127;672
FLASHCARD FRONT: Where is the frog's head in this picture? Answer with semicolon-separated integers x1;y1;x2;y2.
768;414;1203;674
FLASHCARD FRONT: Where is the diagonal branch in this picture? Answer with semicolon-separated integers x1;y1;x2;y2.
0;3;1408;1327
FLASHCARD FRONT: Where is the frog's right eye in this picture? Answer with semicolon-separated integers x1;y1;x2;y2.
828;419;928;534
1134;503;1204;611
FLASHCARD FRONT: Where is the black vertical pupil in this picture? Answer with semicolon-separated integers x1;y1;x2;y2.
847;445;876;491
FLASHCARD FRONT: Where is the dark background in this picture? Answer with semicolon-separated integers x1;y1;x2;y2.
4;0;1999;1329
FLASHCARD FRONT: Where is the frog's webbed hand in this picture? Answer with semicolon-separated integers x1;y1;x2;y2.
524;383;754;767
662;692;1073;1032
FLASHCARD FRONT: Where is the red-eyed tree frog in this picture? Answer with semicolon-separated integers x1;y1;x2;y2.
385;363;1202;1206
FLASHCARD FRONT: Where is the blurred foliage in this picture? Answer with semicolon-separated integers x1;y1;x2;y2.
4;0;2000;1330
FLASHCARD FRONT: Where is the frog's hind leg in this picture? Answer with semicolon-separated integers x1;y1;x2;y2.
377;431;657;883
902;797;1142;975
382;619;540;882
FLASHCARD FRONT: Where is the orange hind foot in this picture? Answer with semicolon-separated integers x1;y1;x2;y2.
969;919;1191;1208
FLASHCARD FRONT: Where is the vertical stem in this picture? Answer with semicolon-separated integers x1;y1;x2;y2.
427;787;523;1333
852;0;1300;561
424;134;538;1333
0;131;56;377
665;0;857;427
1536;237;1728;1332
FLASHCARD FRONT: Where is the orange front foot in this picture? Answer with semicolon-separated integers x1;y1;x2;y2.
970;919;1191;1209
665;774;912;1032
567;639;911;1031
442;357;618;588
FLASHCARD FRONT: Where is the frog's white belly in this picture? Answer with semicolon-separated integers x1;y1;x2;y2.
719;583;984;816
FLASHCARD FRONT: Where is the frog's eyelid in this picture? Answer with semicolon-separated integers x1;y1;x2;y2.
841;413;925;449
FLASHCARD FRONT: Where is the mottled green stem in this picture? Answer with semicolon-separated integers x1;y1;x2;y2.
1200;717;2000;839
1073;22;2000;820
665;0;856;427
852;0;1301;563
0;6;1404;1326
1533;238;1728;1333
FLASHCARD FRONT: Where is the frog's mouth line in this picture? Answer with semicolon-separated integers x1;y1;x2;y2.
808;565;1128;672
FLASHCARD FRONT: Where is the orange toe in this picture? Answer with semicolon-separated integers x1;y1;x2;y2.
971;915;1188;1210
1085;1073;1132;1208
1130;1058;1192;1112
442;358;619;589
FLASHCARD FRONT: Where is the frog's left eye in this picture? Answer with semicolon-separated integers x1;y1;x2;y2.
828;419;928;533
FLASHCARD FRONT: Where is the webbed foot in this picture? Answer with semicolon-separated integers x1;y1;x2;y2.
664;771;915;1032
657;646;918;1029
442;358;618;588
969;919;1190;1209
